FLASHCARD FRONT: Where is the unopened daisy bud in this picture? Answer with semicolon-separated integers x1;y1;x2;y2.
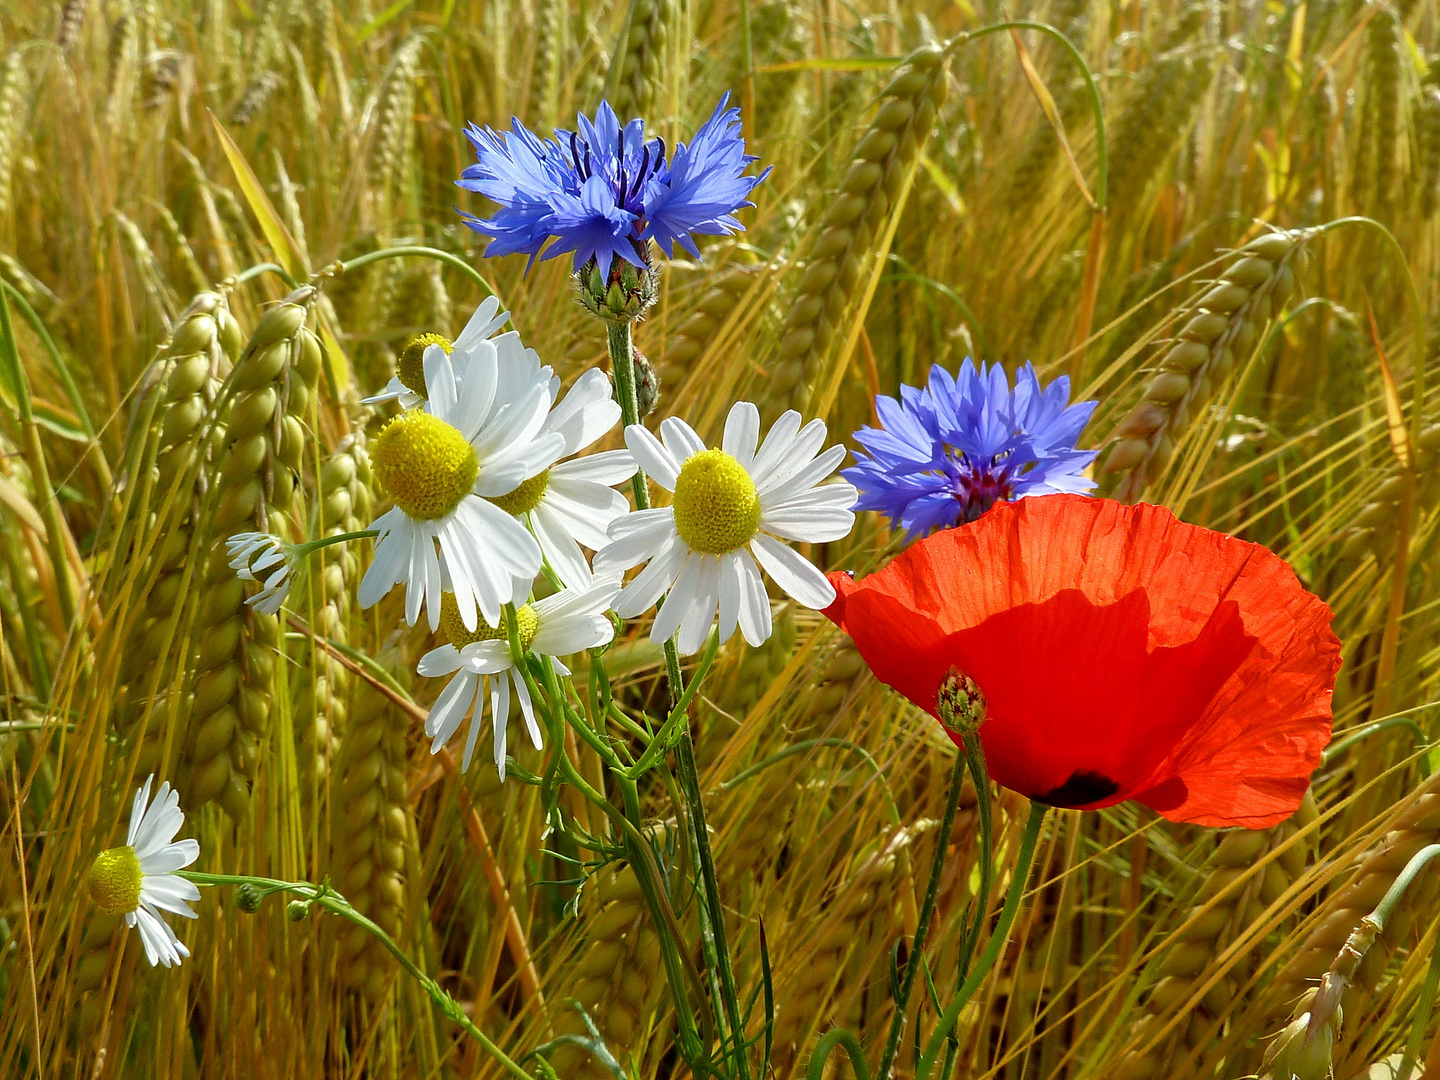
286;899;312;922
578;250;659;323
937;669;987;733
233;883;264;913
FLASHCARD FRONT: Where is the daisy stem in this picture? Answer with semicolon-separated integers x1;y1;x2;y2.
291;528;378;557
179;872;534;1080
875;747;970;1080
620;632;720;778
604;315;748;1079
915;801;1048;1080
530;647;718;1071
548;747;718;1069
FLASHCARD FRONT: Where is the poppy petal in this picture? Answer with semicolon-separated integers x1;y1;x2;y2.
824;494;1341;828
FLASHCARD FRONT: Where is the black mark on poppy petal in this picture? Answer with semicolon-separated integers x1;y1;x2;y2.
1036;771;1119;809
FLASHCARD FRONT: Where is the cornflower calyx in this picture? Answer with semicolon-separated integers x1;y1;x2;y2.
373;411;479;521
578;250;658;323
672;448;761;554
488;469;550;516
937;668;987;733
88;846;143;914
397;333;453;397
440;594;540;653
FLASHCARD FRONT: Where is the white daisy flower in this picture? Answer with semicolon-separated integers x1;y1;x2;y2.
358;338;565;633
225;532;295;616
361;295;509;408
418;576;622;778
86;776;201;968
488;367;636;590
595;402;858;655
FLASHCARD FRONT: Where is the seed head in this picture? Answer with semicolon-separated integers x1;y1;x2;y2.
672;449;761;554
372;411;479;521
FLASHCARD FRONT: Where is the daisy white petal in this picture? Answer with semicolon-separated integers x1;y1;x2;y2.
624;424;681;489
677;556;721;655
734;548;771;646
89;777;200;969
419;577;619;780
721;401;761;471
750;532;836;609
616;403;853;652
748;409;803;484
660;416;707;462
614;534;688;617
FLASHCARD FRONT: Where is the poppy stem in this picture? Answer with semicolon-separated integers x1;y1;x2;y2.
915;800;1048;1080
957;733;994;982
875;748;972;1080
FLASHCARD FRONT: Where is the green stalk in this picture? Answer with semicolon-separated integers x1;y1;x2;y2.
808;1029;872;1080
340;245;501;302
957;732;994;979
916;801;1048;1080
180;872;534;1080
0;283;76;629
876;748;970;1080
519;623;714;1068
1398;916;1440;1080
603;309;748;1080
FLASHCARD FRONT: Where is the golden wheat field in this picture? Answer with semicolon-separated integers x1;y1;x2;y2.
5;0;1440;1078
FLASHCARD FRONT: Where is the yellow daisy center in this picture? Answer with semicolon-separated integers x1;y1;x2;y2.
88;846;143;915
672;448;761;554
373;410;479;521
397;333;453;398
439;594;540;653
487;469;551;516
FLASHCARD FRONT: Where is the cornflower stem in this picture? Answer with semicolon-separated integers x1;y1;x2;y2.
915;800;1048;1080
179;872;534;1080
602;310;748;1080
875;747;970;1080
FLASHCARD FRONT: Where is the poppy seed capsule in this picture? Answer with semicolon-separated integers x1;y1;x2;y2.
937;669;987;733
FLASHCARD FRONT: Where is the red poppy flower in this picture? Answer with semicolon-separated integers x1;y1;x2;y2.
824;494;1341;828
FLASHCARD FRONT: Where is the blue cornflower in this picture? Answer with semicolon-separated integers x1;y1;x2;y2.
457;95;769;274
844;361;1098;538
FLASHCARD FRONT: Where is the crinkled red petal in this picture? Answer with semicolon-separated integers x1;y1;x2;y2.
825;494;1341;828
